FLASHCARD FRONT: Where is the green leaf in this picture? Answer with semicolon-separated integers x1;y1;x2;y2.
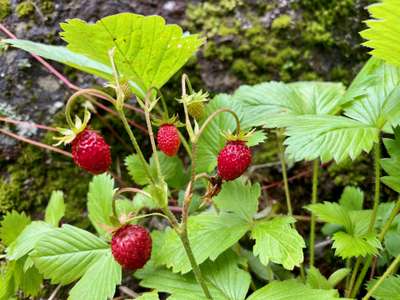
381;176;400;193
306;266;332;290
0;211;31;247
87;174;115;237
361;0;400;68
307;202;353;233
282;115;379;163
0;261;18;299
327;268;351;288
332;231;381;259
201;251;251;300
31;224;109;285
45;190;65;227
247;130;267;147
7;221;53;260
137;251;249;300
60;13;203;97
233;81;345;128
125;154;151;185
367;275;400;300
68;251;121;300
16;260;42;297
339;186;364;211
247;279;343;300
213;180;260;222
158;212;251;273
154;152;187;189
251;216;305;270
384;230;400;257
4;39;113;80
343;58;400;129
196;94;243;173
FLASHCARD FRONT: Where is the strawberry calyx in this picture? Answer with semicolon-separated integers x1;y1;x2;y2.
222;128;256;143
152;114;184;128
53;109;91;146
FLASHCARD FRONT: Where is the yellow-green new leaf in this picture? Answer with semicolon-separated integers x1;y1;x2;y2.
251;216;305;270
60;13;203;98
45;190;65;227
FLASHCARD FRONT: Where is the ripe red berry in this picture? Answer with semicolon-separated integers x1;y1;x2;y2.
157;124;180;156
217;141;252;181
71;129;111;174
111;225;152;270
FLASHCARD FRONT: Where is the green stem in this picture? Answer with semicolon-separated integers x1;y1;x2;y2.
362;255;400;300
368;140;381;232
118;109;154;183
346;256;362;297
178;230;213;299
350;139;382;297
309;159;320;267
178;131;192;159
351;256;373;298
379;197;400;241
277;130;292;216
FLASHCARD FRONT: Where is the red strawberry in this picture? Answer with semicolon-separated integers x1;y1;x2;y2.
111;224;152;270
72;129;111;174
157;124;180;156
217;141;252;181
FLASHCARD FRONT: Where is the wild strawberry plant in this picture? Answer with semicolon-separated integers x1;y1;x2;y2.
1;1;400;299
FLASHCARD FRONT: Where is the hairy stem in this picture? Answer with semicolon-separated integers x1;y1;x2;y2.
379;197;400;240
363;255;400;300
350;139;382;297
369;140;381;232
118;110;154;183
309;159;320;267
346;257;362;297
277;130;292;216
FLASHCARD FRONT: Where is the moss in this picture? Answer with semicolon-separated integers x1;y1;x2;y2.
184;0;373;89
39;0;54;14
0;0;10;20
271;15;292;30
16;1;34;18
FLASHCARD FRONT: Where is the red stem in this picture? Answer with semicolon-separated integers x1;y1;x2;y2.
0;116;58;131
0;128;72;158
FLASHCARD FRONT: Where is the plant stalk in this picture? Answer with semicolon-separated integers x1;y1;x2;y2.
362;254;400;300
277;130;292;216
309;159;320;267
350;139;382;297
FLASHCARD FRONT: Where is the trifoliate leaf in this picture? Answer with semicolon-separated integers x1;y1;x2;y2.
246;279;344;300
367;275;400;300
361;0;400;68
332;231;381;259
16;260;42;297
251;216;305;270
68;251;121;300
87;174;115;237
158;212;251;274
339;186;364;211
213;180;260;222
45;190;65;227
7;221;53;260
0;211;31;247
60;13;203;98
31;224;109;285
